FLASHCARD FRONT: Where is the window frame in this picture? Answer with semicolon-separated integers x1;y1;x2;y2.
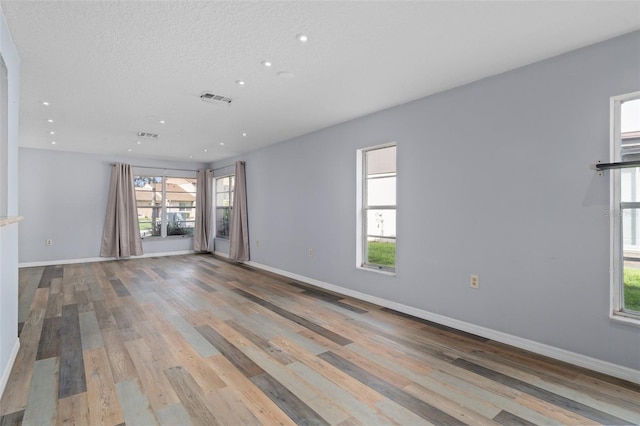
215;174;235;239
610;91;640;325
356;142;397;275
133;174;197;240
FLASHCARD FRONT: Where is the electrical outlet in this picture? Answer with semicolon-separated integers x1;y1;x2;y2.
308;248;313;257
470;274;479;289
46;239;53;246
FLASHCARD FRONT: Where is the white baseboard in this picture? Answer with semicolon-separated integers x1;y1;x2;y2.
213;251;230;259
245;260;640;385
18;250;195;268
0;338;20;400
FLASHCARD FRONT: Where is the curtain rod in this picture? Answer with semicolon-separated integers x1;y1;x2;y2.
111;162;238;173
111;164;196;172
592;160;640;171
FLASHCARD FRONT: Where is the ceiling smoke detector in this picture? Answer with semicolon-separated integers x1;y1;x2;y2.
137;132;159;139
200;92;233;105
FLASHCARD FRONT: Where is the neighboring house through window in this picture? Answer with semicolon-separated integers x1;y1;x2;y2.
611;92;640;322
134;175;197;238
216;175;235;238
357;143;396;273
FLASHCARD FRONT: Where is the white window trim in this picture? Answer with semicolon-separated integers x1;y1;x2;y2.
356;142;397;276
610;91;640;326
215;173;234;240
133;173;196;240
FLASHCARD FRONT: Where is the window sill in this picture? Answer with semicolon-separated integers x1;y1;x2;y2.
357;265;396;277
610;312;640;328
141;235;194;241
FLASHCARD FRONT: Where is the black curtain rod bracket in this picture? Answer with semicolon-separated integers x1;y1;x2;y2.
591;160;640;176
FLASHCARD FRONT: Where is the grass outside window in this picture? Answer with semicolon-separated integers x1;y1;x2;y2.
368;241;396;268
623;268;640;312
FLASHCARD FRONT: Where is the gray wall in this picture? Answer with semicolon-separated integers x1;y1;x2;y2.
19;148;206;263
0;6;20;393
213;31;640;370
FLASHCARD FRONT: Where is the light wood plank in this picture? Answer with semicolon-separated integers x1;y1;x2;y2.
84;347;125;426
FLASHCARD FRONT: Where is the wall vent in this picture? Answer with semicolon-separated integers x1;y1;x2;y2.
200;92;233;105
137;132;159;139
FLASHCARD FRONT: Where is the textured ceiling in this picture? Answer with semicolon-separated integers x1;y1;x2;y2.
2;1;640;162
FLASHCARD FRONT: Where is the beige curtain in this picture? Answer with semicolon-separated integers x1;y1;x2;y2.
194;169;213;252
229;161;249;261
100;163;143;258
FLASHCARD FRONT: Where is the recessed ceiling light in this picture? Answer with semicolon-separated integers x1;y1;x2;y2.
136;141;141;145
159;120;165;124
277;71;294;78
204;149;208;152
49;131;55;135
42;101;50;106
220;142;224;146
50;141;56;145
242;132;247;137
236;80;246;86
189;155;193;159
297;34;308;42
47;119;54;123
262;61;272;67
128;148;132;152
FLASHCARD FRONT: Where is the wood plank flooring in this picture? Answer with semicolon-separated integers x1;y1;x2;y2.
1;254;639;425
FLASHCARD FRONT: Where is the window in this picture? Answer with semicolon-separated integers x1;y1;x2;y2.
611;92;640;322
216;175;235;238
134;175;197;238
358;144;396;272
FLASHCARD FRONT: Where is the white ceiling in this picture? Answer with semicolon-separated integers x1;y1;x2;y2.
2;1;639;163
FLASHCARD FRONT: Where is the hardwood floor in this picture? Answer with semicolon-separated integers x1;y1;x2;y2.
1;254;639;425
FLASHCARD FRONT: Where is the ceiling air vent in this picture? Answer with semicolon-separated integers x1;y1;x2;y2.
200;92;233;105
137;132;159;139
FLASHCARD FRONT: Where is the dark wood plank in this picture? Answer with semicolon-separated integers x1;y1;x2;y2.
36;316;61;360
111;306;140;341
44;293;62;319
58;304;87;398
232;288;353;346
302;289;368;314
109;279;131;297
93;299;118;332
302;288;342;302
151;267;170;279
493;410;536;426
163;366;220;426
380;307;489;342
452;358;633;425
225;320;295;365
37;266;62;289
251;373;330;426
0;410;24;426
187;277;217;293
319;351;464;425
194;325;265;378
133;269;153;283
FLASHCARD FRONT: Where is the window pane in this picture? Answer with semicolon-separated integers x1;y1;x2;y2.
367;238;395;268
367;146;396;176
366;209;396;238
622;208;640;313
217;193;230;206
621;168;640;203
217;177;229;192
216;207;231;238
367;176;396;206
